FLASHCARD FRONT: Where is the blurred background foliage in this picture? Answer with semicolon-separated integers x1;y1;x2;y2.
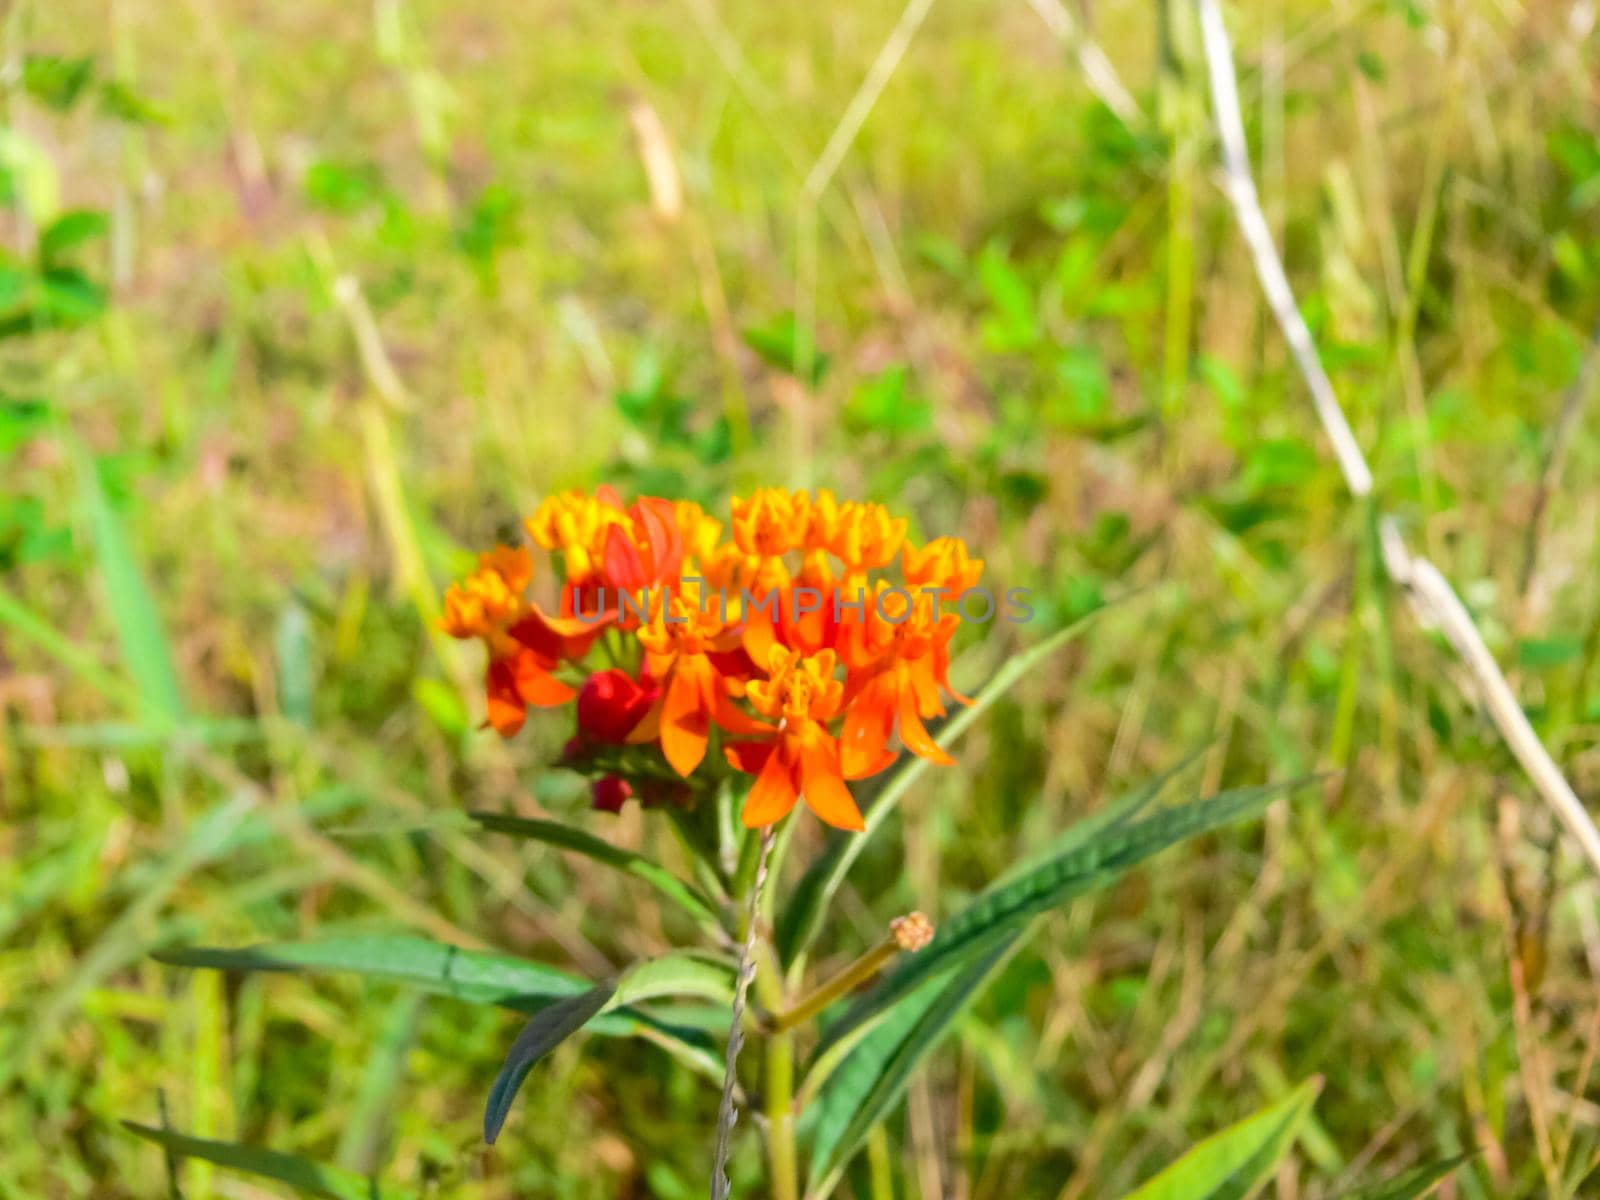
4;0;1600;1196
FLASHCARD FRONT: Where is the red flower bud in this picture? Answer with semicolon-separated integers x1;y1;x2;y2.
576;669;656;744
591;775;633;813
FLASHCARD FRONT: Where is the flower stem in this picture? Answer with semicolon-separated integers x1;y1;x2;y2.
710;824;776;1200
770;913;933;1034
765;1028;799;1200
770;938;896;1033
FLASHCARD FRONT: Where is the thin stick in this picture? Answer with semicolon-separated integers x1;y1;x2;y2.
1196;0;1371;498
1022;0;1142;126
711;825;777;1200
1194;0;1600;879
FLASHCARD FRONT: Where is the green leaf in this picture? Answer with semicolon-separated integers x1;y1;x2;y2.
1518;637;1583;670
1118;1078;1322;1200
73;443;187;725
742;313;830;385
153;936;730;1084
483;983;615;1144
23;54;94;111
992;744;1210;889
606;952;734;1010
39;209;108;265
0;129;60;223
304;160;386;214
471;810;723;930
807;935;1018;1191
153;935;592;1011
40;266;107;323
274;601;314;724
776;608;1108;969
98;79;171;124
846;365;931;435
1337;1154;1472;1200
124;1123;415;1199
816;776;1310;1057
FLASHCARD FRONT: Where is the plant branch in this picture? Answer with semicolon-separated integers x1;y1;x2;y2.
1195;0;1600;879
770;912;933;1034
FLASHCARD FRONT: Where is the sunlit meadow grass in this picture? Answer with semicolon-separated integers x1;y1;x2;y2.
4;0;1600;1196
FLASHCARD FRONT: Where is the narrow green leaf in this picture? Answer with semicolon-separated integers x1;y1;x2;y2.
73;441;187;725
778;607;1110;968
483;983;615;1144
1119;1077;1322;1200
1338;1154;1472;1200
807;935;1018;1190
817;776;1310;1058
153;936;590;1011
275;600;314;724
154;936;728;1080
123;1122;415;1200
606;952;734;1010
471;810;723;930
993;743;1211;889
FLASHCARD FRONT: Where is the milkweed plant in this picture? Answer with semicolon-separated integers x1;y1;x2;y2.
147;488;1357;1199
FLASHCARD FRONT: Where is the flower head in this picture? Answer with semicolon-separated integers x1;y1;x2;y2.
445;489;980;831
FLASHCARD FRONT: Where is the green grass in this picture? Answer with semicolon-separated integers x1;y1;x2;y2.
5;0;1600;1196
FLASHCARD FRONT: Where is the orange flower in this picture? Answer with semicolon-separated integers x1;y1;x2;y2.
837;584;961;776
830;501;907;572
731;488;811;558
902;535;984;598
636;591;771;776
440;546;577;735
726;647;872;831
453;488;976;835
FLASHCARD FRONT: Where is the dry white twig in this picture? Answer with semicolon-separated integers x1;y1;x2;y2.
1022;0;1142;126
1195;0;1600;879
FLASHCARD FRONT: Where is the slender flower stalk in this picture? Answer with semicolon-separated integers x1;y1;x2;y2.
711;825;776;1200
770;912;933;1034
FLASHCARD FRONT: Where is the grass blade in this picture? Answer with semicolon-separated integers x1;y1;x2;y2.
777;606;1110;968
816;776;1311;1058
1118;1077;1322;1200
471;810;723;930
1338;1154;1473;1200
123;1122;415;1199
483;983;615;1144
72;439;187;725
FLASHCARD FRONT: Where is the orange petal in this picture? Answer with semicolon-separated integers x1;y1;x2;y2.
839;678;895;778
841;740;897;780
799;737;865;831
484;661;527;736
724;739;776;775
625;699;662;744
603;523;648;592
512;655;576;707
741;603;778;666
713;687;775;737
659;661;710;776
742;743;798;827
632;496;684;583
897;686;954;766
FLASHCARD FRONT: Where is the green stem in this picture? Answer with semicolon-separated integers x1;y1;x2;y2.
771;937;897;1034
766;1028;799;1200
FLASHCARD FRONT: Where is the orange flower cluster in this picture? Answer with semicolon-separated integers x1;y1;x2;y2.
441;487;980;832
